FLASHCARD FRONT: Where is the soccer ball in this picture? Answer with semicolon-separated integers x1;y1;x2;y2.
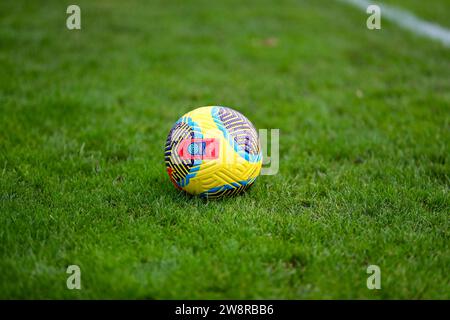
164;106;262;198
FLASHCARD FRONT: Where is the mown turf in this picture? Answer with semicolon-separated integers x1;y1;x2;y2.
379;0;450;29
0;0;449;299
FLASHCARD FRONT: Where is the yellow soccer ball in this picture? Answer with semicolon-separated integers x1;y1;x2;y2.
164;106;262;198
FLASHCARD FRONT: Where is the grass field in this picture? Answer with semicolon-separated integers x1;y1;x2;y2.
0;0;449;299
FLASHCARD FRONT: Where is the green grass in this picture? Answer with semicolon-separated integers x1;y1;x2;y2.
379;0;450;29
0;0;449;299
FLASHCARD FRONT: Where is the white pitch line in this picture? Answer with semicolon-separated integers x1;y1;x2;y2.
339;0;450;47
